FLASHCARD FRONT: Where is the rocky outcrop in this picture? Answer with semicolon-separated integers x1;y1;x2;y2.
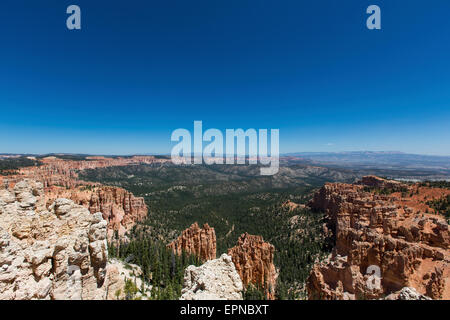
168;222;216;262
3;156;167;189
359;175;403;190
385;287;432;300
0;156;157;235
45;186;147;237
0;179;144;300
105;259;150;300
180;254;243;300
227;233;277;300
307;177;450;300
170;225;278;299
282;200;306;212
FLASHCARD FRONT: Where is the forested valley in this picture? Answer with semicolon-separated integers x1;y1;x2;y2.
82;164;337;299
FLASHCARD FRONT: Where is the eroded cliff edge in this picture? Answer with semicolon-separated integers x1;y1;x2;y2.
0;179;145;300
306;176;449;300
0;156;163;236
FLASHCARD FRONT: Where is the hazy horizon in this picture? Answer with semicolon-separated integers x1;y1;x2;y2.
2;150;450;158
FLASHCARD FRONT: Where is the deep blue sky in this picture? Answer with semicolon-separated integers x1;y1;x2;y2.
0;0;449;155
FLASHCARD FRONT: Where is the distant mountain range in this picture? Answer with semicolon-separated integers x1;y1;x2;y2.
283;151;450;170
2;151;450;180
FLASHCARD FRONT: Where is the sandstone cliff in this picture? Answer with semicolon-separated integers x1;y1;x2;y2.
180;254;243;300
0;156;157;235
0;179;145;300
359;175;403;190
307;177;450;300
227;233;278;300
168;222;217;262
8;155;167;189
45;185;147;237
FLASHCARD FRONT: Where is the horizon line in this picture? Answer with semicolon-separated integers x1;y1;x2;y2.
2;150;450;158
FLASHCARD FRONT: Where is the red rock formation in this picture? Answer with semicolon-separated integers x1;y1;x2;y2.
227;233;277;300
45;185;148;237
359;175;403;190
282;200;306;212
0;156;163;235
168;222;217;262
12;156;168;187
307;177;450;300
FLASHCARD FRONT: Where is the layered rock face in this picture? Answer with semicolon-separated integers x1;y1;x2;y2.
227;233;277;300
10;155;167;189
168;222;217;262
359;175;403;190
46;186;147;237
307;177;450;300
0;156;156;235
0;179;140;300
180;254;243;300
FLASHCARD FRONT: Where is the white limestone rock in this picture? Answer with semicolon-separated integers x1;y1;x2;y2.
0;180;127;300
180;253;243;300
385;287;432;300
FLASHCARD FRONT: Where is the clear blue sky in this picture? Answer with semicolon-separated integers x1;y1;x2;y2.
0;0;449;155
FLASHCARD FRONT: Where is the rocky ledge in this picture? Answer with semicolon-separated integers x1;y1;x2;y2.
180;254;243;300
0;179;143;300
